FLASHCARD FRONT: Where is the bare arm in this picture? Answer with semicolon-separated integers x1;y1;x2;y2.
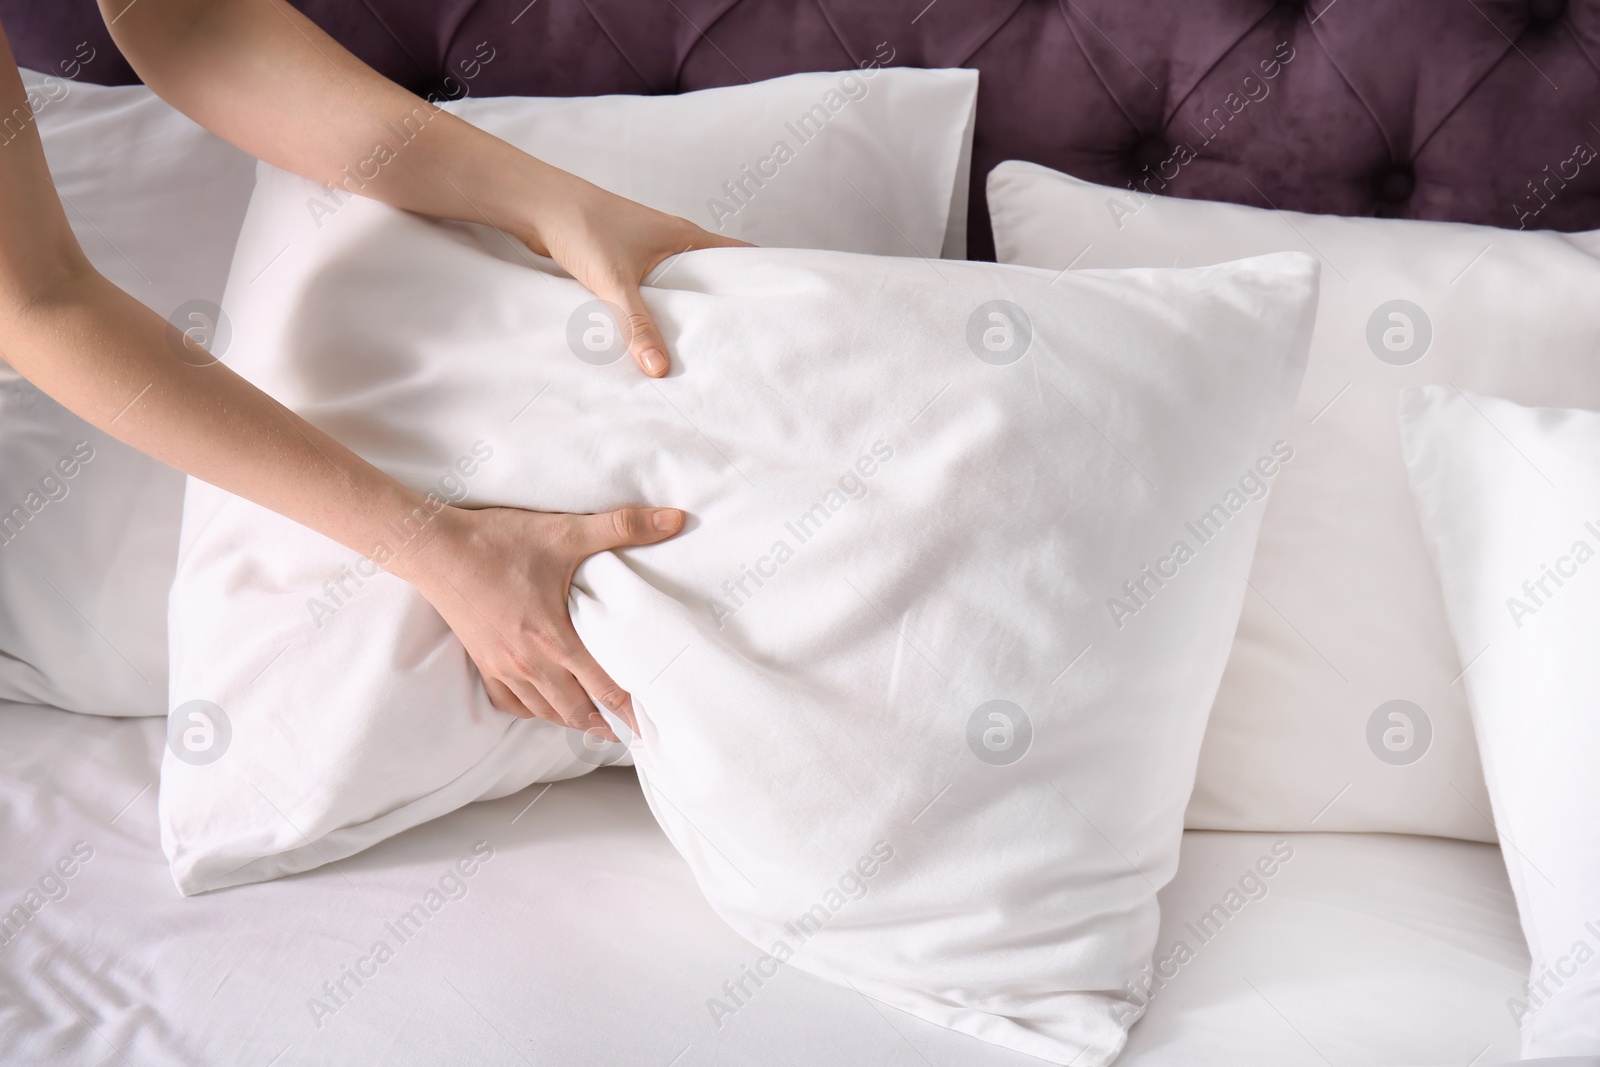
0;23;678;739
98;0;743;376
0;27;425;587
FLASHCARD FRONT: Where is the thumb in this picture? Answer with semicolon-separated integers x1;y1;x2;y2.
574;506;686;557
603;281;670;378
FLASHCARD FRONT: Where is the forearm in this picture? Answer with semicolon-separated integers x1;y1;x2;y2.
0;20;450;586
2;266;444;582
99;0;574;249
98;0;734;380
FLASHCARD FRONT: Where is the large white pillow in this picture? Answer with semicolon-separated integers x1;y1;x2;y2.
443;68;977;258
167;157;1317;1063
987;160;1600;843
0;70;257;717
0;67;975;719
1400;386;1600;1058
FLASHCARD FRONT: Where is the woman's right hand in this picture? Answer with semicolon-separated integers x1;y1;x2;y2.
399;502;685;743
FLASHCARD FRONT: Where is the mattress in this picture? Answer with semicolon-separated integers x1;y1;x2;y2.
0;699;1529;1066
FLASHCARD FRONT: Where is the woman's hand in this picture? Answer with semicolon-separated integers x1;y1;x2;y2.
400;503;686;742
508;172;749;377
77;0;720;730
99;0;749;380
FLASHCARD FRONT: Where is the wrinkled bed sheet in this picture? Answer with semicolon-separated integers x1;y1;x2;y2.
0;700;1528;1066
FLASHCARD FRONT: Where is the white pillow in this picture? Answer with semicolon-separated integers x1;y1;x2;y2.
0;67;975;719
167;158;1317;1063
443;68;977;258
0;70;258;717
987;159;1600;843
1400;386;1600;1058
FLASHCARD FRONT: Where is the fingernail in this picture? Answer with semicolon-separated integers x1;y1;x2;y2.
642;348;667;376
652;508;683;532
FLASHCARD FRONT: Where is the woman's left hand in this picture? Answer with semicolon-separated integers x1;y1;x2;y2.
512;171;750;378
100;0;750;379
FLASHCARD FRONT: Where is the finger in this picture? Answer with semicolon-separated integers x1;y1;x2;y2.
561;642;638;737
572;506;685;557
648;214;753;253
684;227;755;251
530;660;618;742
604;282;670;378
482;674;534;719
502;672;565;729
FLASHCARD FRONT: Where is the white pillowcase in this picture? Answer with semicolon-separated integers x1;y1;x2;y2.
443;68;977;258
1400;386;1600;1058
168;155;1317;1063
0;67;975;719
0;70;258;717
987;159;1600;843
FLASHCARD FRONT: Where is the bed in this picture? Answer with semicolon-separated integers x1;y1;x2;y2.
1;699;1530;1065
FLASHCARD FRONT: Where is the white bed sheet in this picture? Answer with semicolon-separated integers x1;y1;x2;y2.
0;701;1528;1066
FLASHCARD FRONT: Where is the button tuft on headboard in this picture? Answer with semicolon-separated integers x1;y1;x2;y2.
1131;135;1170;172
6;0;1600;246
1375;166;1417;205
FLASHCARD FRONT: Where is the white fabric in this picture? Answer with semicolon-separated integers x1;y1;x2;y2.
0;67;975;720
1122;829;1529;1066
1;701;1529;1066
444;68;978;258
169;155;1317;1062
1400;387;1600;1058
0;71;257;717
986;159;1600;843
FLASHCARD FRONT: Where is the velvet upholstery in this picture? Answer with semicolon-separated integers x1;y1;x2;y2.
6;0;1599;257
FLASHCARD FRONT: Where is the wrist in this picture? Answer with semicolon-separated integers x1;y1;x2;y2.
463;144;584;258
368;492;471;592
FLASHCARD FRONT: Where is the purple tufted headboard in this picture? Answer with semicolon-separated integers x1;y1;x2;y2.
6;0;1600;258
